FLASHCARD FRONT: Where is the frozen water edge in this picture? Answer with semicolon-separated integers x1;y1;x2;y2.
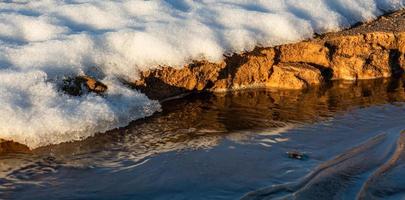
0;0;403;148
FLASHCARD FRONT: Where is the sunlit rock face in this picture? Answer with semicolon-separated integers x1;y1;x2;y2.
135;10;405;100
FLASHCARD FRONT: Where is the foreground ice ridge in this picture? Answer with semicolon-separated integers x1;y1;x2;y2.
0;0;403;148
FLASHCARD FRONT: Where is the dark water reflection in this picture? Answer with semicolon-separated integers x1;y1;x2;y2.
2;78;405;199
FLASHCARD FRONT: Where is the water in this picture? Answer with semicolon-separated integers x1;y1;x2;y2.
2;78;405;200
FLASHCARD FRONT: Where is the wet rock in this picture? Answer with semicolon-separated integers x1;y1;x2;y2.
287;151;307;160
63;76;108;96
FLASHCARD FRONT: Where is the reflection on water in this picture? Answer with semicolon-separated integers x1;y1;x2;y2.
2;78;405;199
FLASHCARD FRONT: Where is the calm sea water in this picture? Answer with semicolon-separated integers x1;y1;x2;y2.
1;78;405;200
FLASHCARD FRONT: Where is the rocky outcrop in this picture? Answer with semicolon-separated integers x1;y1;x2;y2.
134;10;405;100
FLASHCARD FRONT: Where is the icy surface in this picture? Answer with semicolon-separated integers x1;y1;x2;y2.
0;0;403;148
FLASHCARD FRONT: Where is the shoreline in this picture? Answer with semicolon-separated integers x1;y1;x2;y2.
1;9;404;152
2;76;405;155
20;76;405;158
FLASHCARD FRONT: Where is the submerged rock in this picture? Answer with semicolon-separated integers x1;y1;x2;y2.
287;151;307;160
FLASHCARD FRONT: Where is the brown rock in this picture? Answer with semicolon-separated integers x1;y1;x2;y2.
363;50;392;78
63;76;108;96
397;33;405;71
331;56;365;80
192;62;225;90
364;32;396;49
218;48;275;90
0;140;31;155
266;63;324;89
400;54;405;71
130;10;405;100
133;61;225;100
326;35;371;57
279;42;330;67
134;29;404;99
328;33;399;80
212;79;229;91
78;76;108;94
331;50;393;80
398;32;405;53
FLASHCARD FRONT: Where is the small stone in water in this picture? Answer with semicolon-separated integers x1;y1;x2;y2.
287;151;307;160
